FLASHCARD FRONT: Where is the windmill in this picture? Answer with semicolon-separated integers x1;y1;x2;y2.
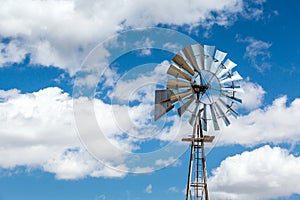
154;44;243;200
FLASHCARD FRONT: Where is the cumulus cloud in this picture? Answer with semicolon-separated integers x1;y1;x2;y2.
209;145;300;200
0;0;267;73
43;148;127;180
0;61;192;178
238;78;266;110
0;62;189;178
220;96;300;146
0;87;130;179
237;35;272;72
0;88;20;101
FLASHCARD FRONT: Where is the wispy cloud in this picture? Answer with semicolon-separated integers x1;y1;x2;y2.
144;184;152;194
134;37;154;56
95;194;106;200
237;35;272;72
241;0;267;20
167;186;180;193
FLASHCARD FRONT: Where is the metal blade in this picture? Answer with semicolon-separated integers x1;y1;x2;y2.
215;101;230;126
214;62;225;76
154;90;175;121
217;59;237;78
202;104;208;131
155;89;174;104
191;44;204;70
167;79;191;90
172;54;195;76
170;88;193;102
210;62;221;75
220;71;243;84
178;96;195;116
214;49;227;62
182;45;200;72
204;45;215;57
154;103;174;121
211;50;227;74
204;45;215;70
189;101;200;126
167;64;192;81
228;106;238;118
210;104;220;131
219;98;239;118
223;95;242;104
221;86;244;93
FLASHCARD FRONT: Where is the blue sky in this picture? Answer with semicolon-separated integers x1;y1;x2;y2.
0;0;300;200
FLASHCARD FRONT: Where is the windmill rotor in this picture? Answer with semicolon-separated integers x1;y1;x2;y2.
154;43;243;200
155;43;243;131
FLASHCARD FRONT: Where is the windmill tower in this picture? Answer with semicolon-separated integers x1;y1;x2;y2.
154;44;243;200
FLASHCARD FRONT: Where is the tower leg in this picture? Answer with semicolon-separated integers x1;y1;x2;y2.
201;139;209;200
186;142;194;200
199;115;209;200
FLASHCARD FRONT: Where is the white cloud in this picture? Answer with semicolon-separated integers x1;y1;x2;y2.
162;42;184;53
155;157;178;167
0;58;194;177
95;194;106;200
43;148;126;180
0;88;20;101
0;40;27;66
103;61;195;144
95;61;178;141
134;37;154;56
241;0;267;20
0;0;266;73
0;79;189;178
144;184;153;194
167;186;180;193
0;0;120;73
100;67;120;89
133;167;154;174
220;96;300;146
209;145;300;200
238;78;266;110
0;87;131;179
109;60;169;103
237;36;272;72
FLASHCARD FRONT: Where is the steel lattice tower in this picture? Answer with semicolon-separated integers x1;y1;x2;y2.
182;111;214;200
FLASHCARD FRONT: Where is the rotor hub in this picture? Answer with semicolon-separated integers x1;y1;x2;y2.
192;83;209;100
192;84;209;94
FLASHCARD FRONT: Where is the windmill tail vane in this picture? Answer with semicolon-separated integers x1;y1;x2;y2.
154;43;243;200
